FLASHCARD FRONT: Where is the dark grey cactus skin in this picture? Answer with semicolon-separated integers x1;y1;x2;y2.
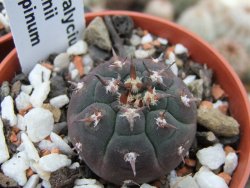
67;57;197;185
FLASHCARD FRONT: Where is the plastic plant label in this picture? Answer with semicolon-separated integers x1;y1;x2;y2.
4;0;85;73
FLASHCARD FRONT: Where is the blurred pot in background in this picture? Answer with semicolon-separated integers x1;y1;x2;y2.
212;38;250;85
177;4;216;42
144;0;174;20
170;0;200;18
105;0;149;12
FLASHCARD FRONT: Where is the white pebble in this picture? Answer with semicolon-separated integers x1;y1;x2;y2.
171;176;199;188
0;118;9;164
213;100;228;109
166;60;178;76
25;108;54;142
39;153;71;172
75;178;97;186
30;81;50;107
17;142;25;152
42;180;51;188
17;114;26;131
71;69;80;80
74;185;103;188
135;49;150;59
74;178;104;188
0;12;10;30
50;94;69;108
83;54;94;66
165;51;176;64
174;44;188;55
1;151;29;186
157;37;168;45
30;161;51;181
68;62;76;72
140;183;156;188
15;92;31;111
183;75;196;85
1;96;17;126
84;65;92;75
69;162;80;169
67;40;88;55
167;170;182;187
50;132;73;155
53;53;70;71
196;144;226;170
63;135;70;144
130;34;141;46
24;174;39;188
28;64;51;89
194;166;228;188
21;85;33;95
213;100;223;109
38;140;57;151
141;33;153;44
223;152;238;175
21;132;40;162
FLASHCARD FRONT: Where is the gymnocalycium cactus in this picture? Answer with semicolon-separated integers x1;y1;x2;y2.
67;50;197;185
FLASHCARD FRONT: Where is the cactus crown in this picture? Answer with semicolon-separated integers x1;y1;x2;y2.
67;50;197;185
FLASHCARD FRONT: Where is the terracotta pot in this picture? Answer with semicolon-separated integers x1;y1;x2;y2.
0;11;250;187
0;33;14;62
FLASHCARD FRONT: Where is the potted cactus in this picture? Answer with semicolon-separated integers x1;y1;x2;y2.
68;51;197;185
0;11;250;188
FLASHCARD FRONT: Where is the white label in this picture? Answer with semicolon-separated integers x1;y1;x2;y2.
4;0;85;73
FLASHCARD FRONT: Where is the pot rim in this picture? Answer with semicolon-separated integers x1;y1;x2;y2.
1;10;250;187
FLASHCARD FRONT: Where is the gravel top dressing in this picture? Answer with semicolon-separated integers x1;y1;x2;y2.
0;15;240;188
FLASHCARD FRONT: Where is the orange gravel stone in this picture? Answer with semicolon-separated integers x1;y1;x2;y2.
26;168;34;178
9;131;21;146
142;43;153;50
218;103;229;114
151;180;161;188
73;56;84;77
0;23;5;30
224;145;235;155
212;84;225;100
218;172;231;185
200;101;213;109
51;148;60;154
184;158;197;167
12;127;20;134
165;46;175;57
18;105;33;116
41;149;51;156
176;166;193;177
143;30;149;36
9;131;18;143
45;135;52;142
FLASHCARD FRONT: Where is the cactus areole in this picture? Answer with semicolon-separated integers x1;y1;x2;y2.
67;51;197;185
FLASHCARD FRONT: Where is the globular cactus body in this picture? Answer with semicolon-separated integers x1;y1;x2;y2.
67;53;197;185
